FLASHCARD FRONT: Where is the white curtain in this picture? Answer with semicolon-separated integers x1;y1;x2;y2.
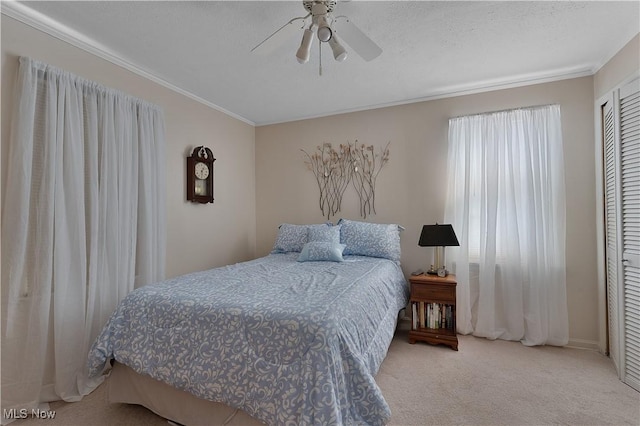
444;104;568;346
1;57;166;411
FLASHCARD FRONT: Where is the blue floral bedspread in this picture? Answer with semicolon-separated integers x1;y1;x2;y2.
87;253;409;425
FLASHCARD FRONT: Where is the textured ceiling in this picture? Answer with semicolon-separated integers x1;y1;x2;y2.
5;1;640;125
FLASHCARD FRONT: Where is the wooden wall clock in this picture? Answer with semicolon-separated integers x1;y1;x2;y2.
186;146;216;204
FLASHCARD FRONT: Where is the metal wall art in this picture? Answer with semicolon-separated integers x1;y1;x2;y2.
302;140;390;219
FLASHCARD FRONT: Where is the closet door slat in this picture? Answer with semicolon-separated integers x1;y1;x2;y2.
603;98;620;372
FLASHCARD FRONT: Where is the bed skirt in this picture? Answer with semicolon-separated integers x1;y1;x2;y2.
108;362;265;426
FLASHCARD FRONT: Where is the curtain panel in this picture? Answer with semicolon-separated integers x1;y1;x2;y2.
1;57;166;411
444;104;568;346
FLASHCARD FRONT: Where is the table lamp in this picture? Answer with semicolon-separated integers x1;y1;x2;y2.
418;223;459;276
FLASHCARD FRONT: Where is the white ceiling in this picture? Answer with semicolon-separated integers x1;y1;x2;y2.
5;1;640;126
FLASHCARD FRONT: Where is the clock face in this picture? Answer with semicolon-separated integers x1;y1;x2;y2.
194;162;210;180
437;267;446;277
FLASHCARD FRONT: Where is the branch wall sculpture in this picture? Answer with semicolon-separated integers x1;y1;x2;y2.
302;141;390;219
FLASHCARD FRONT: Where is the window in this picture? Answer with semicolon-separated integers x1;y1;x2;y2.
444;105;568;346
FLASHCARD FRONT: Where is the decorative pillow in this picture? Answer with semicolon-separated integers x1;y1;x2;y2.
308;224;341;245
297;242;346;262
337;219;402;262
271;224;310;253
271;222;334;253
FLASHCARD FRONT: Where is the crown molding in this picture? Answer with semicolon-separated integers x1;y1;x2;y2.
1;1;255;126
256;66;594;126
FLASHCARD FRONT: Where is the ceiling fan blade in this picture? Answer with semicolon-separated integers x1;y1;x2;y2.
333;16;382;62
251;16;308;56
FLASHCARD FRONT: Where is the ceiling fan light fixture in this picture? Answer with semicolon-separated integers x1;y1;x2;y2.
296;27;315;64
328;36;347;62
316;16;332;42
252;0;383;71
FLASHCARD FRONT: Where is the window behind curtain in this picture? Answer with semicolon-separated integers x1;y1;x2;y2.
1;57;166;411
444;104;568;346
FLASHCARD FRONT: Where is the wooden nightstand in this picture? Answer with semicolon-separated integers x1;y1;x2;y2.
408;273;458;350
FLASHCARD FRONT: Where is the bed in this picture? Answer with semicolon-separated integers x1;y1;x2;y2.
88;220;409;425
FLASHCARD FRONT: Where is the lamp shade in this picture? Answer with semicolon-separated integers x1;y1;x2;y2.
329;36;347;62
296;28;315;64
316;16;332;42
418;224;459;247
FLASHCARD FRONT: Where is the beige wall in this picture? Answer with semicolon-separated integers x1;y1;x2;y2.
256;76;598;346
1;16;257;279
594;34;640;98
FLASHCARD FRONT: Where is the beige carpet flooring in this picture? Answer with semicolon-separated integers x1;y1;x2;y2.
15;330;640;426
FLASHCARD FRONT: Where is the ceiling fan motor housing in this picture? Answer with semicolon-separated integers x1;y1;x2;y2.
307;1;334;42
303;1;337;14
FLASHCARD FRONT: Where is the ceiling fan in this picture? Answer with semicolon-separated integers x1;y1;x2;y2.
251;1;382;72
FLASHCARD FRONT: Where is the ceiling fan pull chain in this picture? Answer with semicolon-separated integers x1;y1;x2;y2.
319;39;323;76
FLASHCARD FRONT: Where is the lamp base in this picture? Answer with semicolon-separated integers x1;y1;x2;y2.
427;266;450;277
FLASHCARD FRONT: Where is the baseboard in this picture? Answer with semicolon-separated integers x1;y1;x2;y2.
398;317;601;352
566;338;600;351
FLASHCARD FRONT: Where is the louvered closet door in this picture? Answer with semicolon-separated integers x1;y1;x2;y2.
603;98;621;372
619;78;640;392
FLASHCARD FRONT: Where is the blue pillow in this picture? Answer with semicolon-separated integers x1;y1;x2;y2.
308;224;341;245
297;242;346;262
337;219;402;262
271;223;334;253
271;224;309;253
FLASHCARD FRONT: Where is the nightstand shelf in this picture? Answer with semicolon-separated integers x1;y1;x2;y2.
408;273;458;351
